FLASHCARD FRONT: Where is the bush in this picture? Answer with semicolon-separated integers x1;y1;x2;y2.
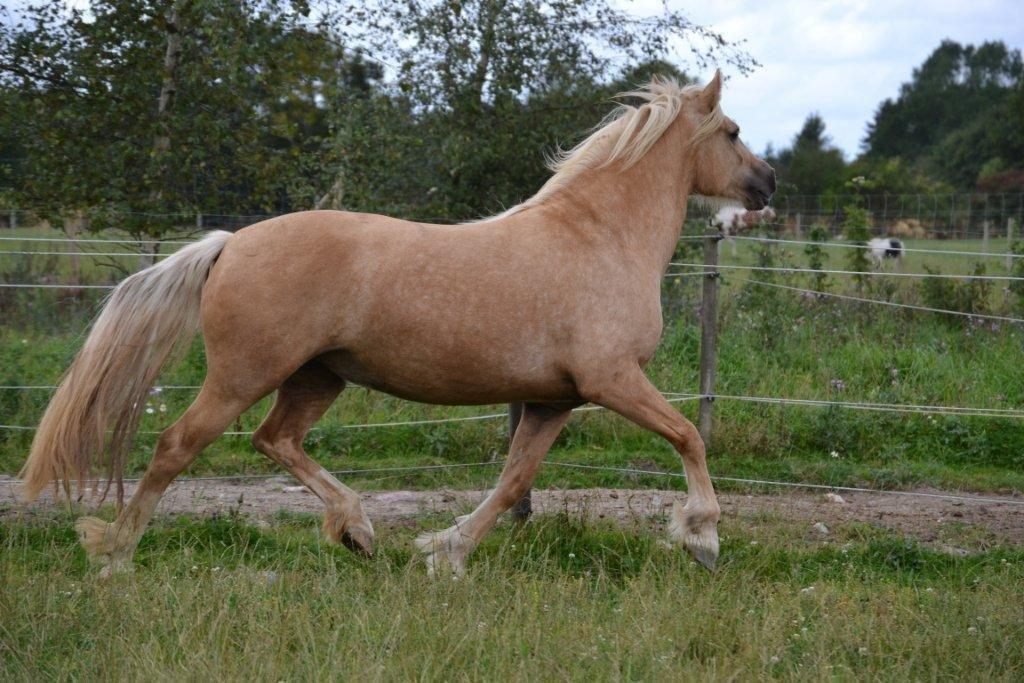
919;263;992;318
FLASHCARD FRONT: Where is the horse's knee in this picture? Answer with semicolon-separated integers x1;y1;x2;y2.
669;419;704;455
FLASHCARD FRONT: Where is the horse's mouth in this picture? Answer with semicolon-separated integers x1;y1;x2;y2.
743;189;772;211
743;166;776;210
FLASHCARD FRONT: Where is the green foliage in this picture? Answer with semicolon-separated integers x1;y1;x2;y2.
0;0;373;234
324;0;759;220
0;0;754;230
863;39;1024;190
841;157;952;197
766;40;1024;197
841;204;872;291
1009;239;1024;313
919;263;993;320
804;224;830;291
763;113;847;196
2;513;1024;680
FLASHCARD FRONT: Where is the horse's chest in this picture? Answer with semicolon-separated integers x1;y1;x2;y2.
583;294;663;363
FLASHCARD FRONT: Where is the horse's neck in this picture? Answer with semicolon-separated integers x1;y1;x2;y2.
549;138;693;271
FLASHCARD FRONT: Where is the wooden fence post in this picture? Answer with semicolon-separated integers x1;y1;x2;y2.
794;213;802;238
9;208;16;230
983;220;990;253
698;232;721;449
508;401;531;522
1009;218;1016;272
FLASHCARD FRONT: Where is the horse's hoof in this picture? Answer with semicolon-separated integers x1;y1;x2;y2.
668;501;720;572
76;516;113;560
324;509;375;556
340;525;375;557
97;559;134;580
414;526;470;578
686;540;719;572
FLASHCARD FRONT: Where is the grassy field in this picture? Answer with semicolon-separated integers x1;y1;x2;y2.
2;226;1023;494
2;225;1023;680
2;510;1022;680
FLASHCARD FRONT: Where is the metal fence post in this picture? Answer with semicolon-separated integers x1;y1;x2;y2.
698;232;721;449
508;401;530;522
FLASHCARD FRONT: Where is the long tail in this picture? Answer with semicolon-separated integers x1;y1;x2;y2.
19;231;233;503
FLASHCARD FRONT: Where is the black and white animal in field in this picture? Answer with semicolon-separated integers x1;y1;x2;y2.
867;237;904;268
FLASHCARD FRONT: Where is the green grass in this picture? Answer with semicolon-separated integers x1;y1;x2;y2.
2;227;1023;493
2;512;1022;680
2;227;1022;679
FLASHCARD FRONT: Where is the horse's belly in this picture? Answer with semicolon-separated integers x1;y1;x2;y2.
317;346;579;406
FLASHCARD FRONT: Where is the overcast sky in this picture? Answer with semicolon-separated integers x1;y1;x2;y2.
644;0;1024;159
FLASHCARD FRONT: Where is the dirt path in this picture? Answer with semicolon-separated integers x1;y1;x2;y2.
3;476;1022;549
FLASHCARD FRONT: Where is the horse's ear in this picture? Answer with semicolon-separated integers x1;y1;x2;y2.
698;70;723;112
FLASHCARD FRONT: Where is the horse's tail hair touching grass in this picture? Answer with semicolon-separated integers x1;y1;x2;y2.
19;231;233;504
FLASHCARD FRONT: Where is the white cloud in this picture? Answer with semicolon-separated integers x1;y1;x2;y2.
640;0;1024;157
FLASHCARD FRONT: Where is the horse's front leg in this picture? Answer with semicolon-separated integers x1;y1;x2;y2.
415;403;573;576
580;364;721;570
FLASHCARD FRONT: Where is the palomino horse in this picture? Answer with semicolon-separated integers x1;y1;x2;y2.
21;72;774;576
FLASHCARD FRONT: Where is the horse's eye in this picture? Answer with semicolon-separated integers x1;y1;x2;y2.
729;130;740;142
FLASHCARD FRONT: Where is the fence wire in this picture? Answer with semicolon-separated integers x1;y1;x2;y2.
4;459;1022;509
733;276;1024;324
729;234;1024;260
668;261;1024;281
3;216;1024;515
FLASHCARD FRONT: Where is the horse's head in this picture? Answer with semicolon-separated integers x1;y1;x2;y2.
684;71;776;210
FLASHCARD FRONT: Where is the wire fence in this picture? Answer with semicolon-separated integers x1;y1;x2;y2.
2;213;1023;510
4;192;1024;238
690;192;1024;240
725;234;1024;259
4;458;1023;510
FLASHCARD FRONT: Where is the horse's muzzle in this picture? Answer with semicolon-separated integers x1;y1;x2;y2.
743;168;776;210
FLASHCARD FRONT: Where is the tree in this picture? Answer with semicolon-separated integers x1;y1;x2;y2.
766;114;847;196
1;0;753;231
322;0;754;219
862;40;1024;189
0;0;376;235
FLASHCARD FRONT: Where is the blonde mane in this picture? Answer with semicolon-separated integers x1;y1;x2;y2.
479;78;724;221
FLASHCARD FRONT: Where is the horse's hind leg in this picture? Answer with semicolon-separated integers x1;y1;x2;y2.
251;362;374;555
415;403;573;576
76;384;256;577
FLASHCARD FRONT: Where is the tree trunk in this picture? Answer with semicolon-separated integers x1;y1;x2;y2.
469;0;508;106
143;5;184;265
315;175;346;210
